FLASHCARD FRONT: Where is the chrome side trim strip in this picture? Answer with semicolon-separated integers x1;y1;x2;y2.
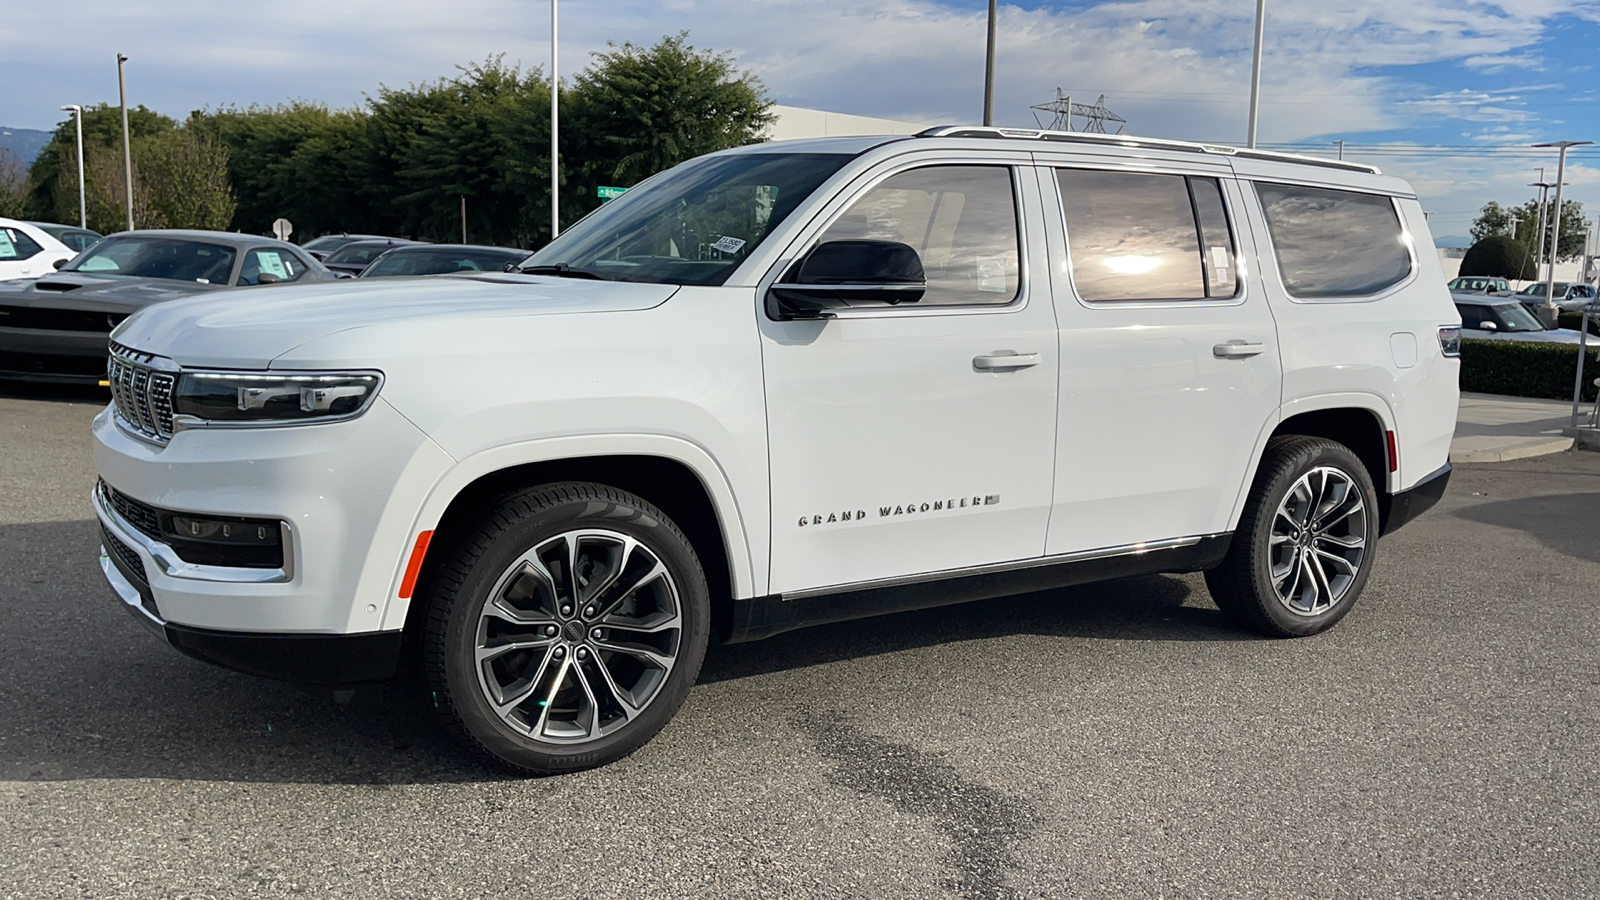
92;485;293;584
780;534;1213;602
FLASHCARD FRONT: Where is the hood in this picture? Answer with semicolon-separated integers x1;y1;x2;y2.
0;272;219;312
111;272;680;369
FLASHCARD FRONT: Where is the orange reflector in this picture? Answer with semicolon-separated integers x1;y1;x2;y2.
1385;430;1399;473
398;530;434;599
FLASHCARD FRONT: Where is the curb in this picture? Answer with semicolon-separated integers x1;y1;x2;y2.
1449;437;1575;464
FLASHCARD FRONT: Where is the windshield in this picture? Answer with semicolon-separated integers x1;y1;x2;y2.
325;243;403;265
362;248;523;278
64;236;235;284
303;235;363;252
523;152;854;286
1496;304;1545;332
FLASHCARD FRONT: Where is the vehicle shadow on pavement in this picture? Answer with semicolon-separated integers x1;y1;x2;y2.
0;518;1246;785
1452;490;1600;565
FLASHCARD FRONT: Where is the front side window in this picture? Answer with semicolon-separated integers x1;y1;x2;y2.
0;227;44;262
65;236;236;284
816;165;1020;306
1255;183;1411;298
1056;169;1237;302
238;248;308;285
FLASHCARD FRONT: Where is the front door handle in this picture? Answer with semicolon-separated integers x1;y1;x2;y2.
1213;340;1265;360
973;352;1040;370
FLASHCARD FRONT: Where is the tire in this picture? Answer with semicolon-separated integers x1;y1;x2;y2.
420;482;710;774
1205;436;1380;638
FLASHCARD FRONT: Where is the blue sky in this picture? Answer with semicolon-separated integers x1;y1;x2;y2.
3;0;1597;240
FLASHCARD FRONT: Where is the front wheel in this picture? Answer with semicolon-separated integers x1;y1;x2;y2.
1206;437;1380;637
420;483;710;774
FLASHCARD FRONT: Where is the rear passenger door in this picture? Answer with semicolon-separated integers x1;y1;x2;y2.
1039;159;1283;555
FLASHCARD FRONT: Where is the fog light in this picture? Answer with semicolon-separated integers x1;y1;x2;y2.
159;512;284;568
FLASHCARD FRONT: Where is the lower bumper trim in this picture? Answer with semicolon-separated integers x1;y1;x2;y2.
163;625;403;686
1381;463;1451;536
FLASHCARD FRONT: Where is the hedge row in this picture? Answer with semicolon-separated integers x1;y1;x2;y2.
1556;311;1600;336
1460;339;1599;403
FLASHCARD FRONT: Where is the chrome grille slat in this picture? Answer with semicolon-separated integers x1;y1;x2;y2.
107;343;177;443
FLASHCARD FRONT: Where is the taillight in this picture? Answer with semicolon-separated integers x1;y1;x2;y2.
1438;326;1461;358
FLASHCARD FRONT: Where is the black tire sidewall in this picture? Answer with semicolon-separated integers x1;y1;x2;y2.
1246;440;1380;636
429;485;709;773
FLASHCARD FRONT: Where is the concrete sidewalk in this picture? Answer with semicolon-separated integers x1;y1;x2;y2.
1450;392;1585;463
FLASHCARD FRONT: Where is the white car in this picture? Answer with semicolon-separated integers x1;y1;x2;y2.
93;127;1461;774
0;218;76;281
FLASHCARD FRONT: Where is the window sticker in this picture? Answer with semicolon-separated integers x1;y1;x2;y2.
0;230;15;258
711;235;746;255
1210;246;1230;272
976;255;1006;292
257;251;289;279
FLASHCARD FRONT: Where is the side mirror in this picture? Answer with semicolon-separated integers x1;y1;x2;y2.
1478;320;1498;332
257;272;282;285
52;258;68;270
767;240;925;320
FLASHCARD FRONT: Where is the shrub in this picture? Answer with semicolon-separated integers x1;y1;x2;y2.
1459;235;1537;280
1460;339;1599;402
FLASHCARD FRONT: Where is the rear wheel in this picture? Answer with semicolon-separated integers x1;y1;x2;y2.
1206;437;1379;637
421;482;709;774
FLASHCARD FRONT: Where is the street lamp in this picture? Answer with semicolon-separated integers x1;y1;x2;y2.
550;0;559;240
59;104;85;230
117;53;133;232
1532;140;1594;322
982;0;997;126
1246;0;1267;147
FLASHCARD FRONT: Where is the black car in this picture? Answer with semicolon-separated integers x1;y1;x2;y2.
301;233;402;261
27;222;103;253
0;230;336;384
359;244;528;278
319;238;422;276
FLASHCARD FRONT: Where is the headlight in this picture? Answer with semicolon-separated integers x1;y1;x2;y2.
172;370;382;425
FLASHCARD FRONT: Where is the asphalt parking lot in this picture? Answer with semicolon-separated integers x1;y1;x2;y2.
1;386;1597;899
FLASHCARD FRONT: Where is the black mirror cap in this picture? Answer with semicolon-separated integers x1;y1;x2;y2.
256;272;282;285
768;240;927;320
52;258;68;270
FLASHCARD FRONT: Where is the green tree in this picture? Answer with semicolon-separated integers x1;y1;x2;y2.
140;128;236;230
566;33;774;225
25;104;177;224
1459;234;1537;280
1471;197;1588;262
0;148;29;218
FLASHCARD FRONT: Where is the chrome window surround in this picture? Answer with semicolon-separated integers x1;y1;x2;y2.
93;481;294;584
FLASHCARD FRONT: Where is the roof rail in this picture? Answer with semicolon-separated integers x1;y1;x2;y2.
915;126;1381;175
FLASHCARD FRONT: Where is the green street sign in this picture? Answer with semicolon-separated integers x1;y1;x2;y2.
597;186;628;200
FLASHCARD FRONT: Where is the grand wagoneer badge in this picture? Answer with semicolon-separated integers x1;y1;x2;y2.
798;494;1000;527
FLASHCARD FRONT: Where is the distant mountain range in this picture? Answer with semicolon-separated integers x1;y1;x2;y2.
0;126;51;165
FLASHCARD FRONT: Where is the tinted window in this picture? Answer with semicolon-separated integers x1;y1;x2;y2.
362;248;524;277
66;236;236;283
325;243;398;265
524;152;852;286
1056;169;1236;301
818;165;1020;306
238;248;309;285
1255;183;1411;298
0;227;44;261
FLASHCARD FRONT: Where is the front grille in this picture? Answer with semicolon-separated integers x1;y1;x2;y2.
107;341;176;441
0;304;114;333
101;480;161;539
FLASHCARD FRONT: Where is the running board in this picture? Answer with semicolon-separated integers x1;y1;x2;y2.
727;534;1232;643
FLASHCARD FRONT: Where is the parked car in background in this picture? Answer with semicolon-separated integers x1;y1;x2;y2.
0;230;336;383
1515;281;1598;313
1446;276;1510;294
28;222;103;254
0;218;78;281
301;233;401;261
1454;296;1586;344
319;238;422;276
359;244;528;278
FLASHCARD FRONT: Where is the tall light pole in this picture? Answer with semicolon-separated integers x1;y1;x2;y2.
1533;140;1594;322
1246;0;1267;147
59;105;85;230
550;0;559;240
982;0;997;126
1530;178;1554;284
116;53;134;232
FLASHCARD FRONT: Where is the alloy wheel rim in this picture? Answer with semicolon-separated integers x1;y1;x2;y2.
1268;466;1368;617
473;528;682;743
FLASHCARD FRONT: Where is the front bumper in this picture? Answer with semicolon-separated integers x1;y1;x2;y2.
0;325;111;382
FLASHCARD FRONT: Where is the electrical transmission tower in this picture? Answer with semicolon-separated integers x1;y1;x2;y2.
1030;89;1126;133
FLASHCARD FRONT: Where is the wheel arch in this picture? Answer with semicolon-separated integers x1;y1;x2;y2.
1232;394;1399;533
384;436;755;644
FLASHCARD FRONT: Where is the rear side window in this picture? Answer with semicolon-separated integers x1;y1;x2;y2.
0;227;44;261
1055;169;1238;302
1255;183;1411;298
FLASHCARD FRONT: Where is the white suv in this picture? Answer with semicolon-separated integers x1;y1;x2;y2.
93;127;1461;773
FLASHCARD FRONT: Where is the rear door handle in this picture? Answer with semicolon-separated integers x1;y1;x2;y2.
1213;340;1265;360
973;352;1040;370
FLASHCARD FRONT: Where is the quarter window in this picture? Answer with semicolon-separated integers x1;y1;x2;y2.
817;165;1020;306
1056;169;1238;302
1255;183;1411;298
238;248;308;285
0;227;44;262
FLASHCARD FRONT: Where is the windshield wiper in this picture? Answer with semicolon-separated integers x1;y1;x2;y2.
513;263;614;281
